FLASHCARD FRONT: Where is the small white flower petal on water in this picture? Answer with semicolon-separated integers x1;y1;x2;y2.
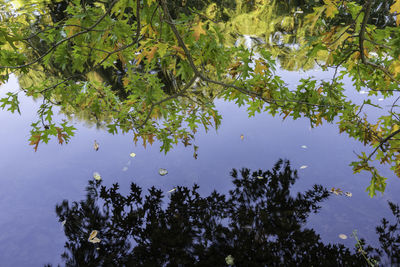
122;166;128;172
378;98;384;101
301;145;307;149
344;192;352;197
339;234;348;240
88;230;98;240
225;255;234;265
130;152;136;158
89;237;101;244
168;188;176;193
299;165;308;169
359;90;368;94
96;247;100;250
159;168;168;176
93;172;101;181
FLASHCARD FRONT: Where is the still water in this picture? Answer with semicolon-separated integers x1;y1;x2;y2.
0;72;399;266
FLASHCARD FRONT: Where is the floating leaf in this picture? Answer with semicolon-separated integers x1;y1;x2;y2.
122;166;128;172
225;255;234;265
257;176;263;179
88;230;98;241
159;168;168;176
168;188;176;193
89;237;101;244
94;140;99;151
301;145;307;149
93;172;101;181
240;134;244;140
130;152;136;158
331;187;343;195
299;165;308;169
344;192;352;197
339;234;348;240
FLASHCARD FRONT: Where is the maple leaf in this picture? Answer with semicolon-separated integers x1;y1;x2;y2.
56;127;67;144
323;0;338;18
29;133;41;152
192;21;206;41
390;0;400;26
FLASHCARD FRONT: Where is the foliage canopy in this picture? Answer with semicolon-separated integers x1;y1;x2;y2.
1;0;400;196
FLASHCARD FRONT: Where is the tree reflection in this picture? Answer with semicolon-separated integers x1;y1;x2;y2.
50;159;392;266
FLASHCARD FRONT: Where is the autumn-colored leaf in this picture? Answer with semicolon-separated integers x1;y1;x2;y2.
29;133;41;152
254;60;268;75
192;20;206;41
171;45;186;59
56;127;67;144
323;0;338;18
145;46;158;63
390;0;400;26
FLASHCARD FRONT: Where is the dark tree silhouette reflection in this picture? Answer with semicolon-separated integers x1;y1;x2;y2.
50;160;384;266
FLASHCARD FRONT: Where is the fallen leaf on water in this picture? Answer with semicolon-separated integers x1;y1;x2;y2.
96;247;100;250
122;166;128;172
344;192;352;197
89;237;101;244
339;234;347;240
130;152;136;158
93;172;101;181
225;255;234;265
240;134;244;140
257;176;263;179
168;188;176;193
301;145;307;149
94;140;99;151
159;168;168;176
299;165;308;169
331;187;343;195
88;230;98;240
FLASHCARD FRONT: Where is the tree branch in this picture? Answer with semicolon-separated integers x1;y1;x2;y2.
0;0;119;70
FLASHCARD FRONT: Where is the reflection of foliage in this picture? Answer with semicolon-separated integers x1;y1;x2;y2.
2;0;400;196
51;159;374;266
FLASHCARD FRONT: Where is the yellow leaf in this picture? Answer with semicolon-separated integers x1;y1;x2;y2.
305;6;326;30
392;124;400;133
192;20;206;41
324;0;338;18
157;43;169;58
88;230;98;240
65;18;81;38
391;0;400;26
254;60;268;75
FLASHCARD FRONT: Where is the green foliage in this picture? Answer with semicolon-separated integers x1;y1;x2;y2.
1;0;400;196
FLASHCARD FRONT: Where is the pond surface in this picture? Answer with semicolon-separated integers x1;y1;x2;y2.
0;72;399;266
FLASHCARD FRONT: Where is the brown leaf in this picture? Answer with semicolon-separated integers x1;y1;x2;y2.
29;134;41;152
